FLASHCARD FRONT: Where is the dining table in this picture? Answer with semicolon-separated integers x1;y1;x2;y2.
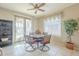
29;34;45;48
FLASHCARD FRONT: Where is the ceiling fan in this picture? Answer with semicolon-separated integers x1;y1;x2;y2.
27;3;46;14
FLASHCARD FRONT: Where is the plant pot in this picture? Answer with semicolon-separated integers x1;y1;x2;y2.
66;42;75;50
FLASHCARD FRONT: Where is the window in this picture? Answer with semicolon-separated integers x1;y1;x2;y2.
44;15;61;36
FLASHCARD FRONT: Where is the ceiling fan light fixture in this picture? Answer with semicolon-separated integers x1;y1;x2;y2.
27;3;46;14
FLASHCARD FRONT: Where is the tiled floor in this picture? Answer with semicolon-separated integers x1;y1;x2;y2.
2;39;79;56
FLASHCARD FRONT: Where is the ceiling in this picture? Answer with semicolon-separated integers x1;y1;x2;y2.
0;3;74;18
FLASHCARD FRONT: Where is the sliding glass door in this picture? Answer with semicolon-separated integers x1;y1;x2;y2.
15;17;32;42
15;17;24;42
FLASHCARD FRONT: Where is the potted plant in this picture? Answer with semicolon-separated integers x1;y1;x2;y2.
64;19;78;50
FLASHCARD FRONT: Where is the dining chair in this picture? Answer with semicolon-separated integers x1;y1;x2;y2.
25;35;36;52
40;35;51;52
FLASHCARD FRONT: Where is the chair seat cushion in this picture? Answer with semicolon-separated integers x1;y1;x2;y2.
42;37;50;44
31;39;36;44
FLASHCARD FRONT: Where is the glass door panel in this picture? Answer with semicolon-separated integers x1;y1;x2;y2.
15;17;24;42
26;19;32;35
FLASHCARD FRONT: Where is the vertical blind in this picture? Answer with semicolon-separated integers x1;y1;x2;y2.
44;14;61;36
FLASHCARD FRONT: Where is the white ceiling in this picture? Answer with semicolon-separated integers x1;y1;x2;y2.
0;3;74;18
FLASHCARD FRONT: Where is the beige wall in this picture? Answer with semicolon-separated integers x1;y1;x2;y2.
63;4;79;20
0;8;14;20
36;18;44;32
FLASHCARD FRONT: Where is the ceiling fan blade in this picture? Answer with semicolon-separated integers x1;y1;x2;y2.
27;8;35;10
38;9;45;12
38;3;45;8
35;10;37;14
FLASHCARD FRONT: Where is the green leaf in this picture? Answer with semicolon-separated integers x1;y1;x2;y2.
64;19;78;39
